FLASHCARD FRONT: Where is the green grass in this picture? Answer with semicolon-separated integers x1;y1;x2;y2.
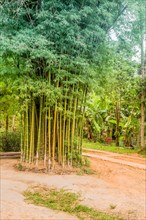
77;167;95;175
24;186;122;220
82;139;139;155
138;148;146;157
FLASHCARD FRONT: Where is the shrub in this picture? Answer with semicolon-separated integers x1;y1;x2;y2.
0;131;21;152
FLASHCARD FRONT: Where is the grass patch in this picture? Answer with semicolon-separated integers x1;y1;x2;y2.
77;167;95;175
24;185;122;220
14;163;26;171
138;148;146;158
77;156;96;175
82;139;139;155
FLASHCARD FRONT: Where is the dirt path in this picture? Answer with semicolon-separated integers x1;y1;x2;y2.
0;155;146;220
83;148;146;169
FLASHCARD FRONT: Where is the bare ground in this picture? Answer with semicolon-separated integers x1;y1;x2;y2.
0;151;146;220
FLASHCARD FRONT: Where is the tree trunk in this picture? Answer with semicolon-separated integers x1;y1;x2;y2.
140;8;145;150
12;115;16;132
115;101;120;146
6;115;8;133
141;90;145;149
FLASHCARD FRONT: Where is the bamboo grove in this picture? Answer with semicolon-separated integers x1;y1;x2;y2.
19;61;88;169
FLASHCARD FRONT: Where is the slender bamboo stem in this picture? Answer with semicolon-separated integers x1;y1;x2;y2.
26;102;29;162
36;96;43;168
44;98;47;168
62;89;67;167
52;81;59;169
29;99;35;163
48;106;51;170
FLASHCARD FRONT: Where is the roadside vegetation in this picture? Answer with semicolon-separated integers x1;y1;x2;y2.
82;139;146;157
24;185;122;220
82;139;139;155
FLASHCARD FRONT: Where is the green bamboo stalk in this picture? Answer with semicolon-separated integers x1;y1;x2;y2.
48;106;51;170
36;96;43;168
44;99;47;168
79;87;88;154
56;111;59;162
26;102;29;162
52;104;57;169
59;111;62;164
52;81;59;169
29;99;35;163
62;89;67;167
41;96;45;159
32;102;35;162
67;108;71;165
20;113;24;162
48;71;51;171
71;88;77;154
23;112;26;161
69;93;73;165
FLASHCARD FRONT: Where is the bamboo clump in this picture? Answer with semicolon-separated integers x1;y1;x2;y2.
20;70;87;170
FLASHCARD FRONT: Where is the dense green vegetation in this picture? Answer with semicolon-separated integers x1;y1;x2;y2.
0;131;21;152
24;186;122;220
0;0;145;168
82;139;139;155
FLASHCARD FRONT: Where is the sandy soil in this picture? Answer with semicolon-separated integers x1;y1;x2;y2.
0;152;146;220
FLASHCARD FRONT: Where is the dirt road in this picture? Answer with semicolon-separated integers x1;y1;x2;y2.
83;148;146;169
0;151;146;220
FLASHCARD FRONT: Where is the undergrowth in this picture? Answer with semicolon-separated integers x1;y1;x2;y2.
15;159;95;175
